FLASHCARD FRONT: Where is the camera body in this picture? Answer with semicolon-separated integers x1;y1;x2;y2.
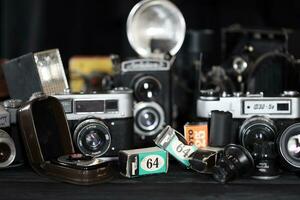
197;90;300;147
0;99;24;168
116;58;171;146
197;90;300;120
220;27;299;96
197;90;300;171
53;88;133;157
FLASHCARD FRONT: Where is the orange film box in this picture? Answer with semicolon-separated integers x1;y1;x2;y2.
184;122;208;148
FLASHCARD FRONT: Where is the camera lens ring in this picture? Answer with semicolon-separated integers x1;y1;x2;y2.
133;75;162;101
233;56;248;74
239;116;277;152
73;119;112;157
0;130;16;168
134;102;165;137
278;123;300;169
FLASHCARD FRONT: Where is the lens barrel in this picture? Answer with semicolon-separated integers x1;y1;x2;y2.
0;130;16;168
134;102;165;137
277;123;300;171
239;116;277;153
73;119;111;157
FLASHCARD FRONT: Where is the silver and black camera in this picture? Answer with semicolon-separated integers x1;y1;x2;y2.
114;0;186;147
0;99;24;168
116;59;171;146
197;90;300;173
53;87;134;158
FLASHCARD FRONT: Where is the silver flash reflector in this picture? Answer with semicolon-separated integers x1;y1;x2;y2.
34;49;69;94
127;0;186;57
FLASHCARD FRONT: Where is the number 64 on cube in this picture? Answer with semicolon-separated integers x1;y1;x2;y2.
119;147;168;178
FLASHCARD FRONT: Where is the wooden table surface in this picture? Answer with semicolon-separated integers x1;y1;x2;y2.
1;164;300;200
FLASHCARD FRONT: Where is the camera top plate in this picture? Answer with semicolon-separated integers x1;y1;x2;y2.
52;88;133;120
197;91;300;119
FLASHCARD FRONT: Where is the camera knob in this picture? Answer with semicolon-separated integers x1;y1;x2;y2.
221;92;232;97
233;92;244;97
246;92;264;97
109;87;132;94
199;90;219;101
281;91;300;97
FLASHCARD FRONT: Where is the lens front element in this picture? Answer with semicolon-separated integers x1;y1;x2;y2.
287;135;300;159
74;119;111;157
278;123;300;170
134;102;165;137
239;116;277;152
134;76;162;101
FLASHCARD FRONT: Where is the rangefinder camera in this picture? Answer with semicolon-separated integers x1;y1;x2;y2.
0;99;24;168
197;90;300;171
53;87;134;158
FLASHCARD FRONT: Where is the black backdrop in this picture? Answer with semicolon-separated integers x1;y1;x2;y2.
1;0;300;66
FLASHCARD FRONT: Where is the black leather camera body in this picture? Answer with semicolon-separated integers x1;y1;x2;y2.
220;27;300;95
0;99;24;168
116;58;172;147
53;88;134;157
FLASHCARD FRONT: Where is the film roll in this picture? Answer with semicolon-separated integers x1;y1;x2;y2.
209;110;233;147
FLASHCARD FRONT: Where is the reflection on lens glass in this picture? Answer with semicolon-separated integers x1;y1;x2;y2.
240;117;276;153
244;128;274;151
135;76;161;101
141;112;156;127
137;108;160;131
287;135;300;159
85;131;102;149
0;143;11;163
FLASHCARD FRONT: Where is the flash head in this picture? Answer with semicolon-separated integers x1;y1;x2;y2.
127;0;186;58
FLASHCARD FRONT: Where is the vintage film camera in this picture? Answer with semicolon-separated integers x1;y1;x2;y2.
18;93;113;185
116;0;186;146
202;26;300;96
116;59;171;146
53;87;133;158
197;90;300;172
0;99;24;168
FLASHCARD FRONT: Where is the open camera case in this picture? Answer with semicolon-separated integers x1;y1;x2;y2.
17;94;114;185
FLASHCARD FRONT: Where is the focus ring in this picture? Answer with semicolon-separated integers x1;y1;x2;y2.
73;119;111;157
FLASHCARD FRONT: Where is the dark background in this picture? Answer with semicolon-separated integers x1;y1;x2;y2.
1;0;300;67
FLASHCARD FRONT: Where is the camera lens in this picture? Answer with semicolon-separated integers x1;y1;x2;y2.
278;123;300;170
0;130;16;168
233;56;248;74
239;116;277;152
83;131;104;151
74;119;111;157
137;109;159;131
287;135;300;159
0;143;11;163
134;76;162;101
134;102;165;137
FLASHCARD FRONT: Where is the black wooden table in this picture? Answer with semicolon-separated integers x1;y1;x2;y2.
1;164;300;200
